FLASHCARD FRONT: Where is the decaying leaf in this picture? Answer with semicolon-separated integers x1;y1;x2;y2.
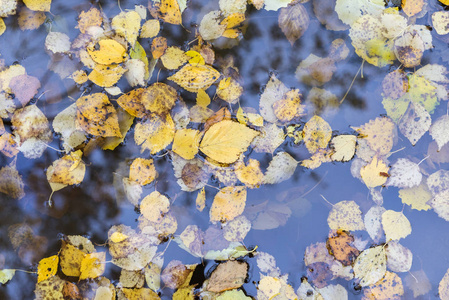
386;158;421;189
360;156;389;188
263;152;298;184
331;135;356;162
278;3;309;45
168;64;220;92
140;191;170;223
206;260;248;292
430;115;449;151
129;158;157;185
303;115;332;154
134;114;175;154
353;245;386;287
363;271;404;299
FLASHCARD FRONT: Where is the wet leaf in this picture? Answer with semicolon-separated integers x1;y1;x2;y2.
37;255;59;283
134;114;175;154
259;74;290;123
402;0;424;17
59;240;87;277
398;102;431;146
150;0;182;25
399;183;432;211
210;186;246;223
327;231;359;266
79;252;106;280
386;158;421;189
75;93;122;137
88;64;127;87
116;88;147;118
140;19;160;38
111;10;141;46
142;82;177;115
386;241;412;273
363;271;404;299
140;191;170;223
199;120;258;164
353;245;386;287
430;115;449;151
206;260;248;292
303;115;332;154
168;63;220;92
161;46;189;70
45;32;70;54
330;135;356;162
432;11;449;35
364;206;386;242
0;269;15;284
77;7;102;33
235;158;263;188
327;200;365;231
23;0;51;12
0;160;25;199
9;74;40;106
272;89;305;123
129;158;157;186
263;152;298;184
382;210;412;241
151;36;167;59
172;128;201;160
87;39;127;65
46;150;85;193
161;260;191;289
252;123;285;154
405;270;431;298
335;0;384;25
278;3;309;45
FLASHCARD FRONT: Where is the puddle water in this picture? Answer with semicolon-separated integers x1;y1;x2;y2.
1;0;449;298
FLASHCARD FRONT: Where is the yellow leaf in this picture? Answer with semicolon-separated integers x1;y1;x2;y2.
88;64;127;87
130;41;150;79
185;50;205;65
129;158;157;185
79;252;106;280
75;93;122;137
151;0;182;25
111;10;141;46
0;269;15;284
140;19;160;38
364;271;404;299
101;108;135;150
327;200;365;231
199;120;259;164
330;135;356;162
70;70;88;84
258;276;282;299
142;82;178;114
221;13;245;29
382;210;412;241
360;156;389;188
168;63;220;92
272;89;305;122
172;128;201;160
77;7;102;33
301;148;331;169
110;231;128;243
134;114;175;154
87;39;126;65
37;255;59;283
23;0;51;12
161;46;189;70
354;245;386;287
210;186;246;223
196;187;206;212
0;18;5;36
303;115;332;153
140;191;170;223
18;7;46;31
399;183;432;211
60;241;86;277
46;150;85;187
216;77;243;104
354;116;394;156
235;159;263;188
402;0;424;17
151;36;167;59
116;88;147;118
196;89;211;107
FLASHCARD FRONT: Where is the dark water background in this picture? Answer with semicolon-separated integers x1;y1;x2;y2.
1;0;449;298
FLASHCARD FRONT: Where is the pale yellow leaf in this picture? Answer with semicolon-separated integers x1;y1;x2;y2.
382;210;412;241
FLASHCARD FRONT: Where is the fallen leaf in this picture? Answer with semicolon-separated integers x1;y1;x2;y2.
0;269;15;284
206;260;248;292
386;241;412;273
77;7;102;33
429;115;449;151
199;120;258;164
111;10;141;46
172;128;201;160
210;186;246;223
360;156;389;188
330;135;356;162
382;210;412;241
161;46;189;70
353;245;386;287
8;74;40;106
399;183;432;211
129;158;157;185
87;39;127;65
18;7;46;30
278;3;309;45
327;200;365;231
263;152;298;184
272;89;305;123
116;88;148;118
75;93;122;137
140;19;160;38
363;271;404;299
142;82;177;115
386;158;422;188
402;0;424;17
149;0;182;25
235;158;264;188
88;64;127;87
168;63;220;92
364;205;386;242
45;32;70;54
23;0;51;12
46;150;85;193
79;252;106;280
398;102;431;146
199;11;226;40
326;230;359;266
37;255;59;283
405;270;432;298
432;11;449;35
140;191;170;223
303;115;332;153
161;260;191;289
134;114;175;154
151;36;167;59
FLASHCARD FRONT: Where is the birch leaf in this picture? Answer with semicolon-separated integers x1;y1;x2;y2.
382;210;412;241
327;200;365;231
429;115;449;151
210;186;246;223
386;158;422;189
168;63;220;92
353;245;386;287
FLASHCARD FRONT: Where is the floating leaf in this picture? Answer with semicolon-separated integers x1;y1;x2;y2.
327;200;365;231
398;102;431;146
0;160;25;200
364;205;386;242
326;231;359;266
331;135;356;162
168;64;220;92
45;32;71;54
9;74;40;106
303;115;332;153
399;183;432;211
37;255;59;283
88;64;127;87
75;93;122;137
111;10;141;46
210;186;246;223
402;0;424;17
150;0;182;25
77;7;102;33
140;19;160;38
272;89;305;123
386;241;412;273
206;260;248;292
386;158;422;189
432;11;449;35
23;0;51;12
161;46;189;70
199;120;259;164
140;191;170;223
354;117;394;155
259;74;289;123
360;156;389;188
353;245;386;287
263;152;298;184
363;271;404;299
134;114;175;154
430;115;449;151
129;158;157;185
79;252;106;280
87;39;126;65
142;82;177;115
278;3;309;45
116;88;147;118
382;210;412;241
335;0;384;25
405;270;432;298
0;269;15;284
47;150;85;193
172;129;201;160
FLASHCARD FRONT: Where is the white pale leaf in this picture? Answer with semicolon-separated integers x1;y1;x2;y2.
398;102;431;146
327;200;365;231
382;210;412;241
430;190;449;222
331;135;356;162
364;205;386;242
259;74;289;123
427;170;449;196
263;152;298;184
430;115;449;151
386;158;422;188
386;241;412;273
